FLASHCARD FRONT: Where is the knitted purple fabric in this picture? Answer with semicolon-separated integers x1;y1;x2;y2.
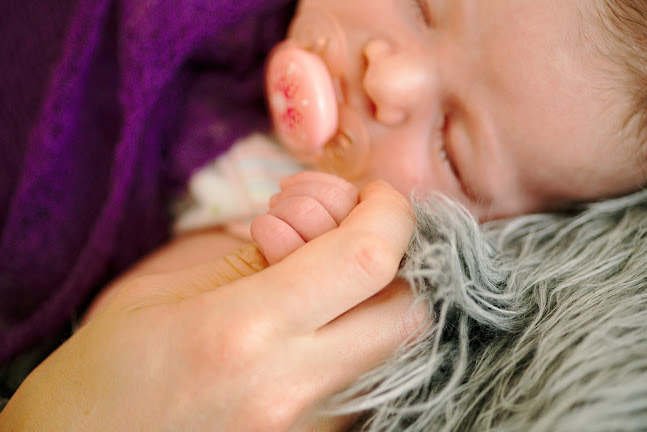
0;0;295;364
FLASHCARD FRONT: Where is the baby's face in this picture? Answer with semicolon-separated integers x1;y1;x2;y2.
270;0;645;220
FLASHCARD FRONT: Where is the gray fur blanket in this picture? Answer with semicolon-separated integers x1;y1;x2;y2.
334;190;647;431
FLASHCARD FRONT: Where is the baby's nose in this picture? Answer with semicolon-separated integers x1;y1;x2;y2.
362;39;434;126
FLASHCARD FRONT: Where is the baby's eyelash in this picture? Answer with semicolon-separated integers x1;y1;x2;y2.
409;0;433;27
439;114;451;162
439;114;463;186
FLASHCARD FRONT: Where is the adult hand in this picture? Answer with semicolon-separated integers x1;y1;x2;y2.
0;181;422;432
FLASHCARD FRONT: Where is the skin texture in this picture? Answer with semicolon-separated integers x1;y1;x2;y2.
0;181;422;432
277;0;647;220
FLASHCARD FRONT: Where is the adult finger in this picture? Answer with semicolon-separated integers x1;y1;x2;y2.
119;180;412;330
271;175;358;225
312;279;430;392
114;243;269;309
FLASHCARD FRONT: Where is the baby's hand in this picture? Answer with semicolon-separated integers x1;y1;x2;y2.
250;171;359;264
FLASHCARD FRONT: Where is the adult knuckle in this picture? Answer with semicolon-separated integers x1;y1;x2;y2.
225;315;274;355
347;231;399;282
251;385;309;431
194;312;275;367
253;402;298;432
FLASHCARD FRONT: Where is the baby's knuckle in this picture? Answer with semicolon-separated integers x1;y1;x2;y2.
294;195;321;215
254;215;286;241
284;196;324;223
323;184;354;205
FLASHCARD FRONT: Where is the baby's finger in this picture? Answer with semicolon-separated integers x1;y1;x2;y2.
267;196;338;242
279;171;357;195
270;180;358;225
250;214;306;264
242;180;415;332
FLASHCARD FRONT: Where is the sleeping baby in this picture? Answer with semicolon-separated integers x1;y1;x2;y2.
176;0;647;263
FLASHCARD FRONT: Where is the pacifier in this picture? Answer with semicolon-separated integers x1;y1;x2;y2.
266;40;339;159
265;8;369;179
319;106;368;179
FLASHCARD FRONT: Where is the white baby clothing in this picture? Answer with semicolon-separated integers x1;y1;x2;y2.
174;133;304;238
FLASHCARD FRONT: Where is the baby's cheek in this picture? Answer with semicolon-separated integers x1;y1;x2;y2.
363;164;424;198
394;172;424;196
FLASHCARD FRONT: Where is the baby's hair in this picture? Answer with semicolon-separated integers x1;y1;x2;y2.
598;0;647;145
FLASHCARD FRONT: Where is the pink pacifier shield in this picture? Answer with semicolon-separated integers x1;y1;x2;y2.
266;43;338;155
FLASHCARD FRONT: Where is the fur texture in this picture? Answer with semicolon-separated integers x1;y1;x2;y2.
330;190;647;431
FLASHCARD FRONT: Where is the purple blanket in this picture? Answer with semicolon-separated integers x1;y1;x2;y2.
0;0;295;364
